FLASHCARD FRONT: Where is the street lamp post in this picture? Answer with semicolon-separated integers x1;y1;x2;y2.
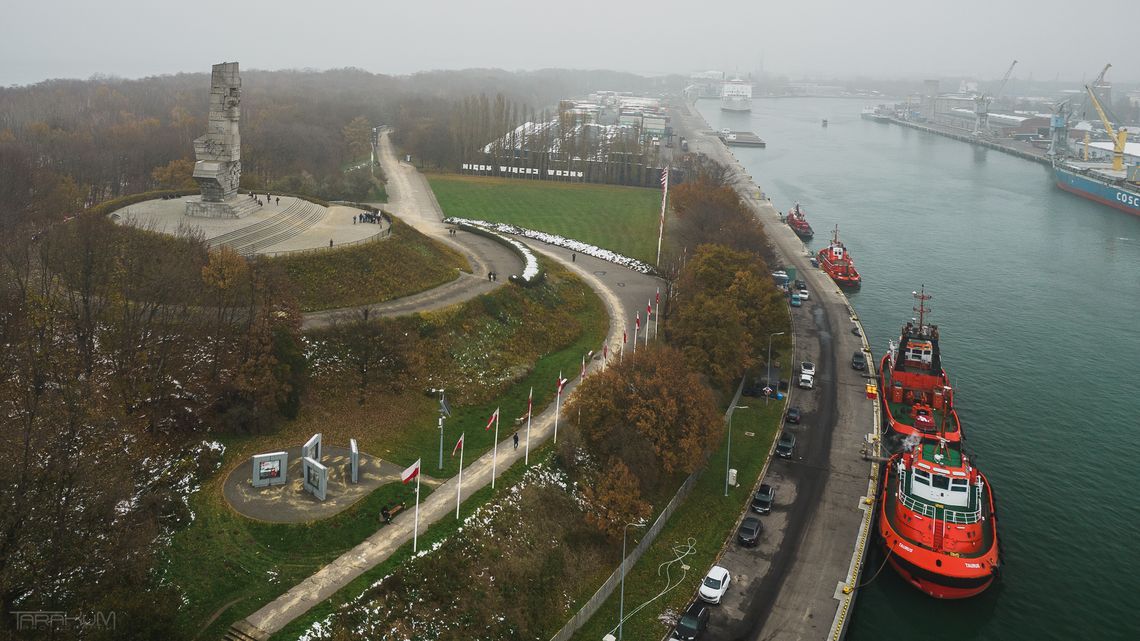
767;331;787;406
725;405;749;497
618;519;648;641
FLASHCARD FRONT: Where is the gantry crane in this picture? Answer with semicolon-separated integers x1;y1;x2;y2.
974;60;1018;136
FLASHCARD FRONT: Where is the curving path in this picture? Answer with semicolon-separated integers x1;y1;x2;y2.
228;133;665;640
297;130;524;330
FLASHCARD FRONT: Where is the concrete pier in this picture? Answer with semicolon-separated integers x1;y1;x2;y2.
673;100;882;641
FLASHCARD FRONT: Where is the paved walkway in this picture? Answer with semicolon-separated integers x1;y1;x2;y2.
236;137;665;638
298;130;523;329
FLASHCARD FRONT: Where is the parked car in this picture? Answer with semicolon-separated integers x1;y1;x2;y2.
798;287;809;300
776;432;796;458
797;372;814;389
698;565;732;604
800;361;816;377
786;406;801;424
737;516;763;547
790;292;802;307
851;350;867;370
751;483;776;514
793;279;807;291
669;601;709;640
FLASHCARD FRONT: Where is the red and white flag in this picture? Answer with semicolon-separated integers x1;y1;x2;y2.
636;311;641;332
623;329;627;345
647;300;653;318
581;354;586;378
557;374;568;394
401;459;421;484
485;407;499;431
656;287;660;305
452;434;464;456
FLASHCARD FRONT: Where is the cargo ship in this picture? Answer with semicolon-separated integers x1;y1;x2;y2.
1053;161;1140;217
786;203;814;240
879;288;962;446
878;439;1001;599
721;79;752;112
816;225;861;288
1051;78;1140;216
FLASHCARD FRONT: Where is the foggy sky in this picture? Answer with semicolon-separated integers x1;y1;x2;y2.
4;0;1138;87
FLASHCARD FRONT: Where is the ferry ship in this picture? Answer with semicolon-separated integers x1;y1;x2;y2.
816;225;861;288
878;439;1001;599
721;79;753;112
1053;161;1140;217
861;105;892;123
879;288;962;446
786;203;814;240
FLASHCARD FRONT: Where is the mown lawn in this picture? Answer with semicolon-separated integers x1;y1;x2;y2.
428;174;662;264
273;217;469;311
570;400;783;641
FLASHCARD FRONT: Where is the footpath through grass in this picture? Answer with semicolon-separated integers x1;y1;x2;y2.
571;401;783;641
428;174;661;264
168;261;608;638
274;217;469;312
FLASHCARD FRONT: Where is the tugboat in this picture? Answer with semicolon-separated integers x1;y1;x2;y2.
878;436;1001;599
816;225;861;288
786;203;814;240
879;287;962;446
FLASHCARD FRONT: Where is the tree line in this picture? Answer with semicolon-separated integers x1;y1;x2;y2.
562;161;791;535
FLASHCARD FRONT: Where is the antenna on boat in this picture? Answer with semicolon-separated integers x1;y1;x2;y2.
913;285;932;329
832;224;840;245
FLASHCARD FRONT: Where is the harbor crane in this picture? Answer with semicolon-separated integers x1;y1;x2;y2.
1084;66;1128;172
973;60;1018;137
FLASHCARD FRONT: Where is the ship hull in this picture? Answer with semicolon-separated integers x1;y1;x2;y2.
1054;167;1140;216
878;460;1001;600
878;355;962;447
721;96;752;112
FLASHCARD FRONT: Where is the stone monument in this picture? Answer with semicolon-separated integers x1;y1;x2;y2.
185;62;260;218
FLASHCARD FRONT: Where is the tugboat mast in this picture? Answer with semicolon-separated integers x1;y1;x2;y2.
913;285;933;331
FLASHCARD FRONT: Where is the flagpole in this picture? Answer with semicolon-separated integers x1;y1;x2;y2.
656;168;668;267
645;302;651;347
492;408;500;490
525;387;533;466
456;433;464;519
632;320;637;354
555;372;562;445
655;289;660;340
413;470;420;553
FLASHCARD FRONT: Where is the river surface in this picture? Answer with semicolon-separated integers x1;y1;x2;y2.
697;98;1140;641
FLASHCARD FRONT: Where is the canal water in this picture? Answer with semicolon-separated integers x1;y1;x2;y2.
697;99;1140;640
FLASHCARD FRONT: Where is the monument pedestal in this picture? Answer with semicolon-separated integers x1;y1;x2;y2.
185;195;262;219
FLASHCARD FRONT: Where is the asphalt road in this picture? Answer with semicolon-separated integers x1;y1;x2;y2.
673;100;877;641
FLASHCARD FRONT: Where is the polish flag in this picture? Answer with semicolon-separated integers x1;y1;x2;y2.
401;459;421;484
485;408;499;431
557;375;569;394
452;434;464;456
647;300;652;318
623;329;627;345
636;311;641;332
656;288;660;305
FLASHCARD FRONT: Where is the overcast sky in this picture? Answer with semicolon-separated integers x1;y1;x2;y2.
4;0;1138;87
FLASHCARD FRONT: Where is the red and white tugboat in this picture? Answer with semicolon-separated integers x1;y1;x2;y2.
786;202;814;240
816;225;861;288
878;436;1001;599
879;287;963;447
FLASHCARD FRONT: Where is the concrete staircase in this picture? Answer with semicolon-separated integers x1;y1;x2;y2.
206;200;327;256
222;620;269;641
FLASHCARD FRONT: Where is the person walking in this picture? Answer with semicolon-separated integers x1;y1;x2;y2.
513;432;519;450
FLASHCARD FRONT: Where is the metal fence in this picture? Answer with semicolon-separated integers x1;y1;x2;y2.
548;471;700;641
